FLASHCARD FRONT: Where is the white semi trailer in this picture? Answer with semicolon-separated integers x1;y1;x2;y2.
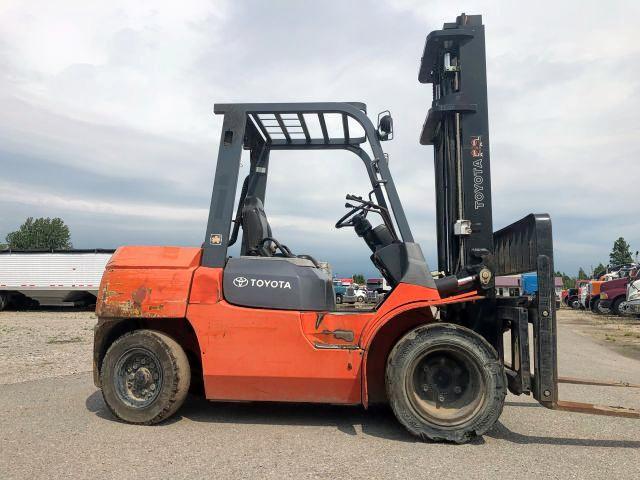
0;249;114;310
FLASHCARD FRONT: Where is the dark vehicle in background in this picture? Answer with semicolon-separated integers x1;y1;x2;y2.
563;288;578;308
332;279;348;304
366;277;390;303
366;277;390;294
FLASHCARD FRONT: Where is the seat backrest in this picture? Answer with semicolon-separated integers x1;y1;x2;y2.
241;196;273;255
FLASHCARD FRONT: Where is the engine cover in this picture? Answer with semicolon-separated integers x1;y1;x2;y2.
223;256;336;311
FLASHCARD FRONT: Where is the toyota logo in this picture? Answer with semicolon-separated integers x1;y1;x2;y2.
233;276;248;288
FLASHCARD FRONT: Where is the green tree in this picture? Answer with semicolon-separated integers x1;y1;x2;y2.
609;237;633;267
5;217;72;250
352;274;365;285
577;267;587;280
593;263;606;279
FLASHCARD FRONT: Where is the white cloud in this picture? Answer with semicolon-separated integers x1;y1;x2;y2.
1;0;639;275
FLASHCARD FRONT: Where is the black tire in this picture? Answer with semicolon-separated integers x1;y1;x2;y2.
0;293;7;311
591;298;601;314
336;294;343;304
100;329;191;424
612;297;629;316
356;296;365;303
386;323;506;444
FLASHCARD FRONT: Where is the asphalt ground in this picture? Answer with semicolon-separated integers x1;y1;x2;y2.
0;310;638;479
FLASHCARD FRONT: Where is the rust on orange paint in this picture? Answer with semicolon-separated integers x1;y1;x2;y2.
96;246;202;319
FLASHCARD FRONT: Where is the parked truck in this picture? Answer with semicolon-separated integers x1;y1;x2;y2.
600;266;638;316
626;270;640;315
0;249;114;310
569;279;589;309
366;277;390;294
333;279;369;305
332;279;347;304
587;278;606;314
601;278;630;316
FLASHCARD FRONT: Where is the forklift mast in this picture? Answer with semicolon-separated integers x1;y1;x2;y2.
419;13;492;277
420;14;559;408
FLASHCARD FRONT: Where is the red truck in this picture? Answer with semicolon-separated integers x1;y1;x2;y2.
600;267;638;316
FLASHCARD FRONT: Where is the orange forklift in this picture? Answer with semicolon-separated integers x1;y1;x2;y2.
93;13;639;443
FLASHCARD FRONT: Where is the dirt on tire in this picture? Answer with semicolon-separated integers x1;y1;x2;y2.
100;329;191;424
385;323;506;444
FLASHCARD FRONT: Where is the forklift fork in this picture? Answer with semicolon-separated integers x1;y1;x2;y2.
495;214;640;419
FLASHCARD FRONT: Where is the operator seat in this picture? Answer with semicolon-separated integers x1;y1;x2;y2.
241;196;275;256
241;196;320;266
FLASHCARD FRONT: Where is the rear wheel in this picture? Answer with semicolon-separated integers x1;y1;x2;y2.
386;323;506;444
0;293;7;311
100;329;191;424
356;295;365;303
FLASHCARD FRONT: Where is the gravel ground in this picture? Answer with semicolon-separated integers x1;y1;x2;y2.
559;308;640;361
0;310;95;384
0;308;638;479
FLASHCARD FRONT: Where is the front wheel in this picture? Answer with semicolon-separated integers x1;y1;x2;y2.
336;294;343;304
386;323;506;444
591;298;602;314
100;329;191;424
612;297;631;316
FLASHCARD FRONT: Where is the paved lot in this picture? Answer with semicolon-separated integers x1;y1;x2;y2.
0;310;639;479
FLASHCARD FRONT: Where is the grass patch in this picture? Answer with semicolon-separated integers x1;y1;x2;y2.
46;336;83;344
0;326;18;335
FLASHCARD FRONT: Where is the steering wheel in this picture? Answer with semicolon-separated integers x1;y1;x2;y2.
335;207;364;229
335;195;370;229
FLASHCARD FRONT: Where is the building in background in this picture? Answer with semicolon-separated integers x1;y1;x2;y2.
495;275;521;297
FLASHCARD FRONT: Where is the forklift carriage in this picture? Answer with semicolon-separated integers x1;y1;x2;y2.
93;13;639;443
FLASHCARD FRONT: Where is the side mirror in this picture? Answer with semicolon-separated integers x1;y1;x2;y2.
377;110;393;141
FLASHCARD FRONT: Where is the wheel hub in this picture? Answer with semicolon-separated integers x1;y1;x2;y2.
407;347;486;427
114;348;163;408
619;301;631;315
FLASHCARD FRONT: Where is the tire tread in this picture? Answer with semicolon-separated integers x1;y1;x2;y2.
100;329;190;425
385;323;506;444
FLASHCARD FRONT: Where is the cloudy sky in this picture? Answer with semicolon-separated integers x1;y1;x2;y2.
1;0;638;277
